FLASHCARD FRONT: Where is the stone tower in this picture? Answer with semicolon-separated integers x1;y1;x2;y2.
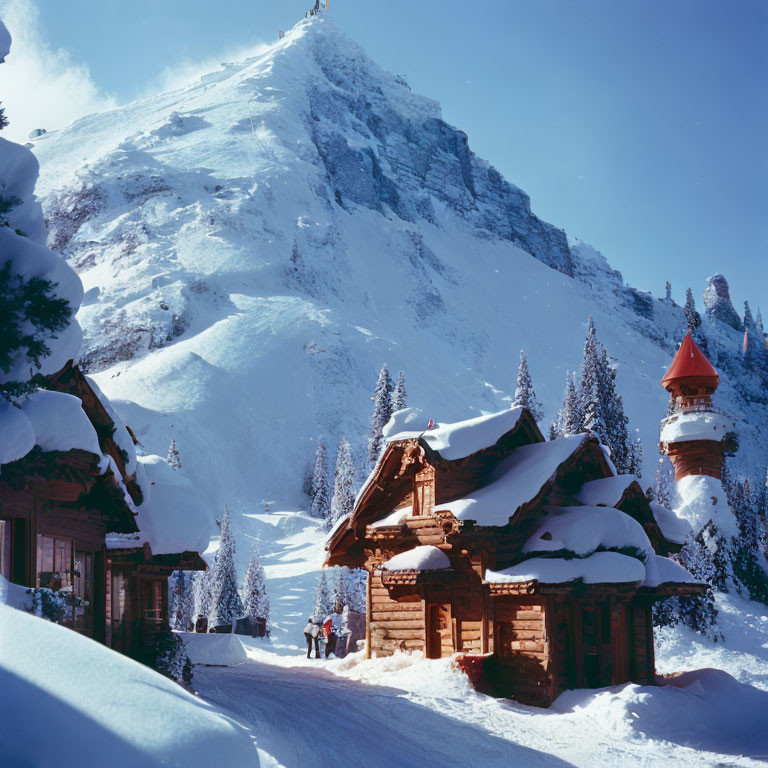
659;331;735;481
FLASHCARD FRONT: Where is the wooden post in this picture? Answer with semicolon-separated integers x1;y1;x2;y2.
365;570;372;659
572;601;583;688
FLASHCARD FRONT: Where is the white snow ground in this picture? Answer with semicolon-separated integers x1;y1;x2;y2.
191;592;768;768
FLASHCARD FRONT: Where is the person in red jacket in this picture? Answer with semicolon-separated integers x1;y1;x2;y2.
322;611;342;658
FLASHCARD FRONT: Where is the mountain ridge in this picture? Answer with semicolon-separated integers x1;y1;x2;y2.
28;15;767;533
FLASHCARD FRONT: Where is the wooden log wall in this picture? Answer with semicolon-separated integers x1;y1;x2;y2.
665;441;722;481
493;599;552;705
369;570;426;657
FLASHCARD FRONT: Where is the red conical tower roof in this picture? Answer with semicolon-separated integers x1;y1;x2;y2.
660;331;719;392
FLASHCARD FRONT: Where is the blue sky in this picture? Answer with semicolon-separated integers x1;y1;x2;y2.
3;0;766;316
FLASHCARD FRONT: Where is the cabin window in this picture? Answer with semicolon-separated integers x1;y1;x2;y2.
111;570;126;621
143;580;163;623
0;520;11;580
36;534;73;593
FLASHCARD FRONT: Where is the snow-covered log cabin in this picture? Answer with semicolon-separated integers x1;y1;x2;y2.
326;407;704;706
0;362;206;663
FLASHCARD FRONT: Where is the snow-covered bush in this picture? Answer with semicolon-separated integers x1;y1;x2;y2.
152;630;194;688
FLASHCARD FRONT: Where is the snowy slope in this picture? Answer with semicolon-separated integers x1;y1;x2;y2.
0;603;271;767
29;15;767;597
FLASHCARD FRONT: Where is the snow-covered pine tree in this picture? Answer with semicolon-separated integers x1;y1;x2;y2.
242;550;270;626
328;438;355;531
312;570;333;621
333;568;346;611
309;440;330;521
208;506;244;628
580;318;611;448
684;287;701;330
178;571;197;631
731;477;768;605
367;364;394;464
737;479;758;551
654;532;719;638
171;570;187;631
559;371;583;436
343;568;367;613
744;301;755;330
627;436;643;478
166;438;181;471
654;457;677;509
665;281;672;301
0;103;8;131
548;421;559;441
192;567;212;628
512;349;543;422
392;370;407;411
598;345;630;473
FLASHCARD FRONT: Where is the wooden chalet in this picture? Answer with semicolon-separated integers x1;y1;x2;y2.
0;362;205;663
326;407;704;707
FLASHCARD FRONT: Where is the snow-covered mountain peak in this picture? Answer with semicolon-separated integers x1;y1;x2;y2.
27;13;767;560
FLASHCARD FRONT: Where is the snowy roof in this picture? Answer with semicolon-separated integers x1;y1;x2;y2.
486;552;646;585
384;406;526;461
439;434;588;527
382;545;451;571
179;632;247;666
132;456;212;555
86;376;138;475
674;474;739;539
325;512;351;545
370;507;411;528
661;331;719;390
644;554;697;587
649;502;692;545
660;411;733;445
573;475;637;506
19;390;101;456
105;533;145;551
0;400;35;465
521;506;655;564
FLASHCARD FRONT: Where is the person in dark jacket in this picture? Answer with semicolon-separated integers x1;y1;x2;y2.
303;617;321;658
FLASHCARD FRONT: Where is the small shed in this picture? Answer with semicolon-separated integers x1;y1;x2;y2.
327;407;704;706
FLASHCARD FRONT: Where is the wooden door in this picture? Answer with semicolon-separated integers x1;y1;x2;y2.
580;604;612;688
609;602;629;684
426;603;452;659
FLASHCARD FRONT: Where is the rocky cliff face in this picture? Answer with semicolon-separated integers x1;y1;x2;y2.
704;274;744;331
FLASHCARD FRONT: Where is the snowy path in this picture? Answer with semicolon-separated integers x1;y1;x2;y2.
195;655;571;768
194;646;768;768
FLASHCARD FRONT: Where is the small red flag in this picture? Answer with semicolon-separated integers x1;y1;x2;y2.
426;418;435;430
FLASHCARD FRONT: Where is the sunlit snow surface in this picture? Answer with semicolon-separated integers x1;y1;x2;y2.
190;587;768;768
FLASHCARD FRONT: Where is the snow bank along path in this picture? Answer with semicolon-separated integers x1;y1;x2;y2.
0;604;267;768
